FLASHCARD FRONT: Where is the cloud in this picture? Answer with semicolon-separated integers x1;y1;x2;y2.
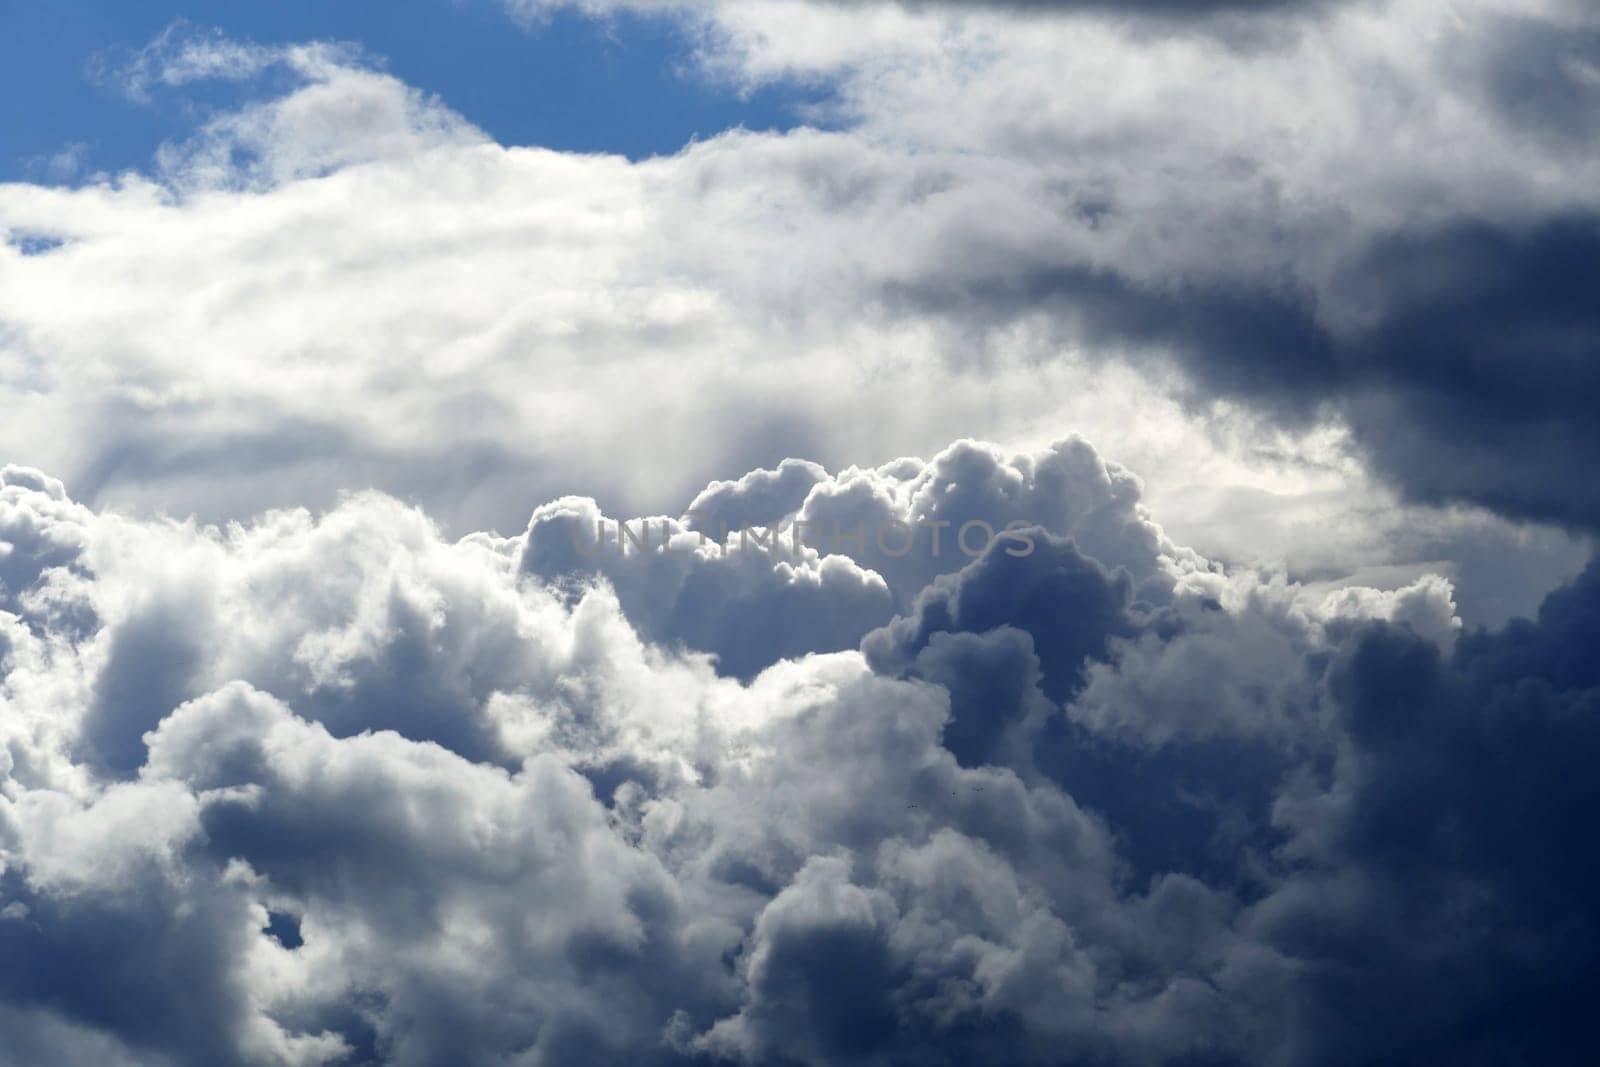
4;433;1600;1062
4;6;1600;1057
515;437;1192;680
105;24;485;189
3;7;1593;632
505;0;1337;29
863;530;1140;703
637;0;1600;533
519;493;896;681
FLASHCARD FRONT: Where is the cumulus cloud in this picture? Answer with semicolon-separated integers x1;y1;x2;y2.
3;2;1600;1058
4;434;1599;1063
3;4;1594;624
519;493;895;681
567;0;1600;532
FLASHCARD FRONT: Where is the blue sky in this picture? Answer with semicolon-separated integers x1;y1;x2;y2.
1;0;826;181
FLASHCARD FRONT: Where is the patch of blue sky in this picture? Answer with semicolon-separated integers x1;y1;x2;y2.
1;0;837;184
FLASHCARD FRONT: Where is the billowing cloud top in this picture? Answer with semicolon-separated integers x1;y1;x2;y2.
3;434;1599;1064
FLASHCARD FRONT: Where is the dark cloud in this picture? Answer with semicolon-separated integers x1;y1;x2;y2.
1248;568;1600;1062
4;445;1600;1064
1465;15;1600;146
870;528;1600;1062
82;601;207;773
863;529;1139;702
891;213;1600;531
0;866;258;1066
1338;215;1600;528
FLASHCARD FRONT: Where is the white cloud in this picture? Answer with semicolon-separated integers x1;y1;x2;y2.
3;1;1598;1058
9;428;1575;1062
3;8;1592;622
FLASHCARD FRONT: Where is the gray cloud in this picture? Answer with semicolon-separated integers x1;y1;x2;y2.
5;437;1599;1063
898;213;1600;530
4;3;1600;1060
6;6;1595;608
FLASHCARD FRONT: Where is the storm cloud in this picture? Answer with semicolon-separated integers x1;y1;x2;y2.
4;435;1600;1064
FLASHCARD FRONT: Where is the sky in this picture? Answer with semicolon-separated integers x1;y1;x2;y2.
1;0;823;176
2;1;1600;1064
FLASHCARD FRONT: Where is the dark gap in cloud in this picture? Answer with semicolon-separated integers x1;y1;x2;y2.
4;232;69;256
263;910;303;950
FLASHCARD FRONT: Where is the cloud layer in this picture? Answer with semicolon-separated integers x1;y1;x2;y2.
2;4;1594;618
3;433;1598;1064
3;1;1599;1061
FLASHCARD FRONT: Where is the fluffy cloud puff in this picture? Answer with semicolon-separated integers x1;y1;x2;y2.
4;436;1598;1064
519;437;1188;678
